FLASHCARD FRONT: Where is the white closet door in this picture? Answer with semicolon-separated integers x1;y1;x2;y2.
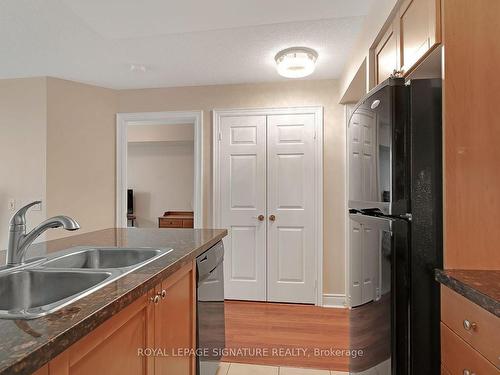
266;114;316;304
220;115;267;301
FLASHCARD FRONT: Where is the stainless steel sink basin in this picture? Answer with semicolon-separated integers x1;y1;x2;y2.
0;269;112;319
0;246;173;319
43;248;163;269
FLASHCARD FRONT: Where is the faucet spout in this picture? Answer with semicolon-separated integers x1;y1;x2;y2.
6;202;80;266
21;215;80;248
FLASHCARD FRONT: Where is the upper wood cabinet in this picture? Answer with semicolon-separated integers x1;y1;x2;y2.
374;20;399;85
397;0;441;73
373;0;441;85
442;0;500;270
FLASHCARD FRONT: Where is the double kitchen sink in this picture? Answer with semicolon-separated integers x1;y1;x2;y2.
0;247;173;320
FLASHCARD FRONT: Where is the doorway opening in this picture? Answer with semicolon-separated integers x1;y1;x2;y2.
116;111;203;228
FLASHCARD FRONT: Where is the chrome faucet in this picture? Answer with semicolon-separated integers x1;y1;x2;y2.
7;201;80;266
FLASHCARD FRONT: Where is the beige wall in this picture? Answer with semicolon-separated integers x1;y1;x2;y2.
117;79;346;295
128;140;194;228
46;78;117;239
0;77;47;250
0;76;347;295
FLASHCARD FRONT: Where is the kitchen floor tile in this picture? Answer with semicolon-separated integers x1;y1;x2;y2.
227;363;279;375
217;362;231;375
279;366;330;374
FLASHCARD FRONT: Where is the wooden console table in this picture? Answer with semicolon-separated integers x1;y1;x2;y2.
127;214;136;227
158;211;194;228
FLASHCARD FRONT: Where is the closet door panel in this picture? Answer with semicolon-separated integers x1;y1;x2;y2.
220;115;267;301
266;114;316;304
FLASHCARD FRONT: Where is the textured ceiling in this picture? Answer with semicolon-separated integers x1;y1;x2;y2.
0;0;373;89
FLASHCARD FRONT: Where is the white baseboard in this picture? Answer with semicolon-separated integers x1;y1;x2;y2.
322;293;347;308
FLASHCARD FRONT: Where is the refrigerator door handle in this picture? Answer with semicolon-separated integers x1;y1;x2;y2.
370;212;413;222
397;213;412;222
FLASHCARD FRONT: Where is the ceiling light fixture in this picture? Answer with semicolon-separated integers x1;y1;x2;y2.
275;47;318;78
130;64;147;73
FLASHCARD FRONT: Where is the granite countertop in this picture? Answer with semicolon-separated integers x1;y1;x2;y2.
0;228;227;375
435;269;500;317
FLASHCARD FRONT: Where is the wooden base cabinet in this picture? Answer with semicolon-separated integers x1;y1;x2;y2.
32;365;49;375
441;323;498;375
49;292;155;375
154;264;196;375
48;262;195;375
441;287;500;367
440;287;500;374
441;364;452;375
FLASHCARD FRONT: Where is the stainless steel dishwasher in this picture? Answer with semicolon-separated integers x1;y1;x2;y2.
196;241;225;375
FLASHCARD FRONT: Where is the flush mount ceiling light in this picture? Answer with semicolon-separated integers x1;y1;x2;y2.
130;64;147;73
275;47;318;78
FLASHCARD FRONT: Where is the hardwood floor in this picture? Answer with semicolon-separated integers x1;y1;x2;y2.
223;301;350;372
223;299;391;373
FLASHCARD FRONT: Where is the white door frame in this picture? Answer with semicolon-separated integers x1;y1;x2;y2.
345;103;354;309
212;106;324;306
116;110;203;228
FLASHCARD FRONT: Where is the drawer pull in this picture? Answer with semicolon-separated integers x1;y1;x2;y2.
463;369;476;375
463;319;477;331
150;295;160;304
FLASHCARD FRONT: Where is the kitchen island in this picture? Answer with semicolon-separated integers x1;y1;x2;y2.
0;228;227;375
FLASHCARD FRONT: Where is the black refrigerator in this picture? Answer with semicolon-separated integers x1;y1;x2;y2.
347;78;443;375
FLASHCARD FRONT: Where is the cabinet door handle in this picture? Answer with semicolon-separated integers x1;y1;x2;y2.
160;289;167;299
463;369;476;375
269;214;276;222
150;295;160;304
463;319;477;331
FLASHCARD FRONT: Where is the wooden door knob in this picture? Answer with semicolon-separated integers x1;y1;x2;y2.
269;215;276;222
